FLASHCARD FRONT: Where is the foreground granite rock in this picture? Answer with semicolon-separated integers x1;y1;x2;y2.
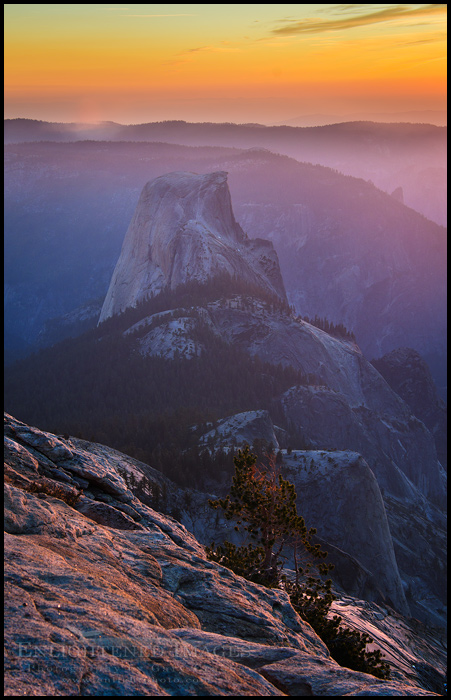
4;413;444;695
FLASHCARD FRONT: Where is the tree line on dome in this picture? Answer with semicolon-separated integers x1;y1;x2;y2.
97;272;291;338
300;314;356;341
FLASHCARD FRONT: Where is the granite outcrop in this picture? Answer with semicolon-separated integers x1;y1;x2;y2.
125;294;446;512
99;171;286;322
4;413;445;695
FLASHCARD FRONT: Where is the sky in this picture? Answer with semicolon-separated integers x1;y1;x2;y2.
4;3;447;125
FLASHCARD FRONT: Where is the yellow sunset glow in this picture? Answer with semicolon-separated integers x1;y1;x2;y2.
4;4;447;124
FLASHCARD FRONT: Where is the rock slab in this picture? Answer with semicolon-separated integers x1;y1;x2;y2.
4;412;442;695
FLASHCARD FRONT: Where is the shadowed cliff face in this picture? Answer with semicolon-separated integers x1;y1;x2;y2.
371;348;447;469
4;413;445;696
233;191;446;395
99;171;286;322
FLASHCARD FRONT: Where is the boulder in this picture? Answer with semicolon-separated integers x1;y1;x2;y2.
198;410;280;451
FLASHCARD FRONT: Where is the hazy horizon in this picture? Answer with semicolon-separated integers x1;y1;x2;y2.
4;108;448;129
5;4;447;126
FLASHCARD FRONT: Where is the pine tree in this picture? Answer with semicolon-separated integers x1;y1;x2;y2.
206;446;331;586
206;445;391;680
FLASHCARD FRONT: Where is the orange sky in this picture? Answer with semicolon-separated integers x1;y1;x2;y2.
4;4;447;124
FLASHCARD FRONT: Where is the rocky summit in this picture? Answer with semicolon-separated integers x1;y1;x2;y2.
99;171;286;322
4;413;446;696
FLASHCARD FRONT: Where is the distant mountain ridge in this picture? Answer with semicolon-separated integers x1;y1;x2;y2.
4;116;446;144
271;110;447;128
5;117;446;226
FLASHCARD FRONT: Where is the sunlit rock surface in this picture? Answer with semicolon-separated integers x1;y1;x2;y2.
4;413;445;695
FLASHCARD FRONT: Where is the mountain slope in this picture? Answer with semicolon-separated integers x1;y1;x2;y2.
5;118;446;224
229;153;446;393
4;169;446;630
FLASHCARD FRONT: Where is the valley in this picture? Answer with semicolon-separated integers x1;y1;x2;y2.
4;121;446;696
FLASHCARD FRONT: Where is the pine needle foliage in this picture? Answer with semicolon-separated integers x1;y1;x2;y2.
286;580;391;679
206;446;391;680
206;446;329;587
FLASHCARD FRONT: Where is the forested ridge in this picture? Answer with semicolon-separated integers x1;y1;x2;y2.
5;277;360;487
98;272;290;336
5;278;313;487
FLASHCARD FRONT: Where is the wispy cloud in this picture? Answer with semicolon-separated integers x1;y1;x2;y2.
328;4;387;13
315;4;384;15
106;8;195;16
163;44;241;67
122;14;196;18
401;30;446;45
272;4;447;36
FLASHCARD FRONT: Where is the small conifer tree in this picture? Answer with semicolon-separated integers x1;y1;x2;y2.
206;446;332;586
206;445;391;680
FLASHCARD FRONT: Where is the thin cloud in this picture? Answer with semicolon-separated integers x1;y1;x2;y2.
272;4;447;36
322;4;383;13
179;45;240;56
185;47;208;54
163;45;240;67
400;31;446;45
106;7;195;16
122;14;196;18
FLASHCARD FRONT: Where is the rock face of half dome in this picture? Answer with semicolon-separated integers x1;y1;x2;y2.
99;171;286;322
